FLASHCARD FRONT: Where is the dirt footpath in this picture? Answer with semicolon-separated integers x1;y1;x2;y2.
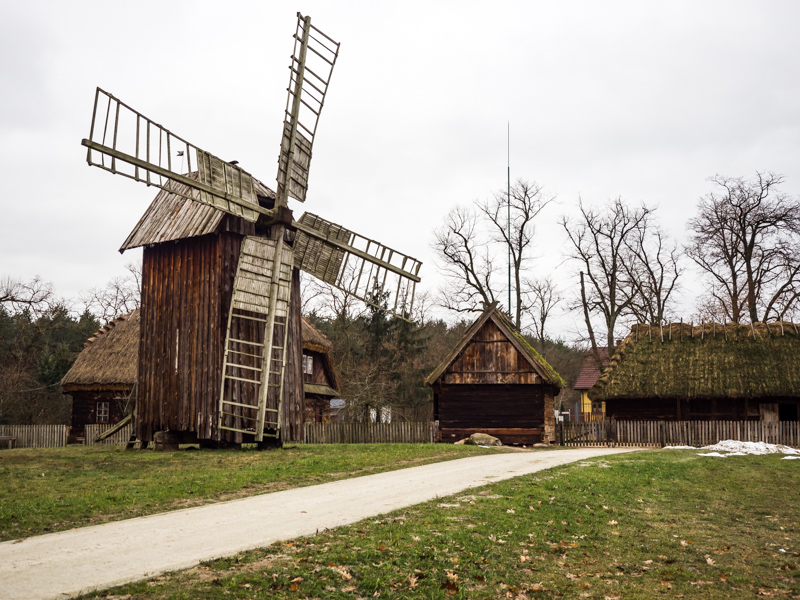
0;447;641;600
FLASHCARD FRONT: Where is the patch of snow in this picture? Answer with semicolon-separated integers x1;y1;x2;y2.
668;440;800;457
782;456;800;460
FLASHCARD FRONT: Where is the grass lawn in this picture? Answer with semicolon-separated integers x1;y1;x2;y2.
0;443;500;542
82;449;800;599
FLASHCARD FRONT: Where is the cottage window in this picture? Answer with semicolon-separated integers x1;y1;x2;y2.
97;401;109;424
302;354;313;382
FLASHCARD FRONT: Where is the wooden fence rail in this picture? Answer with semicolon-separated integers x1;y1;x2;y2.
0;425;69;449
84;423;134;446
303;422;438;444
559;420;800;448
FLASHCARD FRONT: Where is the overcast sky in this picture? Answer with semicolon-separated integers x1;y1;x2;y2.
2;1;799;340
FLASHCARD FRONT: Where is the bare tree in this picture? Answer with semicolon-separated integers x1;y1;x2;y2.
80;262;142;323
687;173;800;323
0;275;53;315
624;223;682;325
478;179;556;328
432;205;496;315
525;276;562;350
561;198;652;354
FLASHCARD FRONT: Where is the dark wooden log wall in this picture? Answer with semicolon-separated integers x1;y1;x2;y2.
442;320;541;385
435;384;555;444
304;396;332;423
69;391;127;438
604;397;800;421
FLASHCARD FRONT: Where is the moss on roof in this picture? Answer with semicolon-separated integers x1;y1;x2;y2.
425;303;565;388
589;321;800;401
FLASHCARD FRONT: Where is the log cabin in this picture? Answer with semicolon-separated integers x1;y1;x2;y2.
425;303;565;444
301;317;340;423
119;177;305;447
589;322;800;421
61;310;139;441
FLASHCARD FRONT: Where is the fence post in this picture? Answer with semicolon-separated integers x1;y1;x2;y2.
558;421;564;446
659;422;665;448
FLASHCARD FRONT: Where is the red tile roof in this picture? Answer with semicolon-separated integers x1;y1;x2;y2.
573;348;610;391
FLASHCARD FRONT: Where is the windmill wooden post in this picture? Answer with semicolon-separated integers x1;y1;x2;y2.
80;14;422;449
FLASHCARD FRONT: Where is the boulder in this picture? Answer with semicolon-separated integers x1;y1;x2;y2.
466;432;503;447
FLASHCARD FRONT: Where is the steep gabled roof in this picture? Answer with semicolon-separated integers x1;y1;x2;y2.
120;175;275;251
424;303;565;387
574;348;610;391
61;310;140;392
590;321;800;401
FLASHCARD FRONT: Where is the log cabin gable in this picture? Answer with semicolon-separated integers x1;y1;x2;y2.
442;320;542;385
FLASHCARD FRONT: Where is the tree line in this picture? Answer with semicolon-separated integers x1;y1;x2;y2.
433;171;800;356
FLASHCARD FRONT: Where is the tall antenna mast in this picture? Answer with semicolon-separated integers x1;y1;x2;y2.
507;122;512;320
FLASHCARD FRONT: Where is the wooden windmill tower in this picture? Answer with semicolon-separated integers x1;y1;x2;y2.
80;14;421;448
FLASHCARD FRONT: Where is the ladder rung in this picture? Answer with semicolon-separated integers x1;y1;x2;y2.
228;337;263;347
232;312;270;323
218;424;257;434
227;348;264;359
225;363;262;373
223;374;261;384
222;400;260;410
220;411;257;423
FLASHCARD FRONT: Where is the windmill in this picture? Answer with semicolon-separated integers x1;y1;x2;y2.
80;14;421;447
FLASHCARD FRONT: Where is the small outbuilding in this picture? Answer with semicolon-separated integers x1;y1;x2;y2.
425;303;565;444
589;322;800;421
61;310;140;441
572;348;609;422
301;317;340;423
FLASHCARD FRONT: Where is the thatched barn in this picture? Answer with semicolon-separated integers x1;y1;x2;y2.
301;317;339;423
61;310;139;441
590;322;800;421
425;303;565;444
572;348;609;422
119;177;305;447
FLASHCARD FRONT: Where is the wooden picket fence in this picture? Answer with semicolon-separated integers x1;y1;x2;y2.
84;423;134;446
0;425;69;449
303;421;438;444
559;420;800;448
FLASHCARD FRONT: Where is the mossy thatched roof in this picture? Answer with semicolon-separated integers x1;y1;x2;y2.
424;303;566;388
589;321;800;401
61;310;140;392
301;317;332;353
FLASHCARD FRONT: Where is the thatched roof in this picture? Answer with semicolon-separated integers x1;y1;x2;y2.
61;310;140;392
424;303;566;387
302;317;333;353
120;174;275;251
574;348;609;391
589;321;800;402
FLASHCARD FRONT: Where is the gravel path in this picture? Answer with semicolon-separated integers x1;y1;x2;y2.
0;447;641;600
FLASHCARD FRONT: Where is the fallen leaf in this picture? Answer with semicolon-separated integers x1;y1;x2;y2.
507;508;516;514
290;577;303;583
407;575;418;589
608;520;618;525
706;557;716;566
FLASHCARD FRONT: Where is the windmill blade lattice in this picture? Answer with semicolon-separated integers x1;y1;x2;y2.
277;13;340;204
81;88;266;222
294;213;422;319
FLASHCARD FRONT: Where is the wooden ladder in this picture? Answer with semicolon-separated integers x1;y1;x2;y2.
218;236;293;441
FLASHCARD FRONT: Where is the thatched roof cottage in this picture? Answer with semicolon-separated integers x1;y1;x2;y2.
589;322;800;421
61;310;140;439
300;317;340;423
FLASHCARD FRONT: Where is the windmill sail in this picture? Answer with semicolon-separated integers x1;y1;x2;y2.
81;88;266;222
277;13;340;204
293;213;422;319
